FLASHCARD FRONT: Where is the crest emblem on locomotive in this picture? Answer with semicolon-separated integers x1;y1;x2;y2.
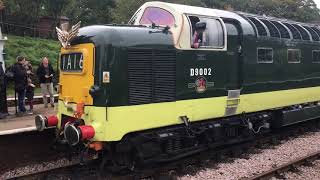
195;76;207;93
188;75;214;93
56;21;81;48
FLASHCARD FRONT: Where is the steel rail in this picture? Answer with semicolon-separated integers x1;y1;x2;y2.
243;150;320;180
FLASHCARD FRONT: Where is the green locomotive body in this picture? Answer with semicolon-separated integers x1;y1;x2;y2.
36;1;320;167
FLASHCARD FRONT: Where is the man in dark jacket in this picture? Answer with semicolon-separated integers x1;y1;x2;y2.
12;56;27;113
0;61;8;118
37;57;55;108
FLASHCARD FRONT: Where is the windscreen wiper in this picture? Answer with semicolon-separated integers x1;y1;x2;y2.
147;17;171;34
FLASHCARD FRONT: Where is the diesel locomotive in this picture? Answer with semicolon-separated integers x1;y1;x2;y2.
36;1;320;169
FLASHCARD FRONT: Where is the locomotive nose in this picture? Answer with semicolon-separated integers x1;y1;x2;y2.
35;115;58;131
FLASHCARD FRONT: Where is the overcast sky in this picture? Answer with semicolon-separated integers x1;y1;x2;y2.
315;0;320;8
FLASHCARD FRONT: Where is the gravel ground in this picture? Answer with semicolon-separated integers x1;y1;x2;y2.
1;157;80;179
179;131;320;180
280;159;320;180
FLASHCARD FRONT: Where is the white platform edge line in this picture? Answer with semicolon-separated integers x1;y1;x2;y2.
7;94;59;101
0;126;36;135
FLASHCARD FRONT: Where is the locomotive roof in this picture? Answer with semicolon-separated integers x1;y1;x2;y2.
142;1;244;20
73;25;175;48
139;1;255;37
142;1;320;28
237;11;319;27
139;1;320;43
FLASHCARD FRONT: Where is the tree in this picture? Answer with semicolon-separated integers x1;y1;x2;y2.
202;0;320;22
3;0;46;36
3;0;45;24
111;0;146;24
44;0;73;37
64;0;115;26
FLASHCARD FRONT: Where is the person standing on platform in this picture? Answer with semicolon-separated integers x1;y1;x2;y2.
37;57;55;108
24;60;35;114
0;61;8;118
12;56;27;114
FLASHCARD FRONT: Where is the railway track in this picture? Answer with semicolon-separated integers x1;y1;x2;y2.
131;122;320;180
0;129;66;179
0;137;263;179
3;120;319;180
243;150;320;180
0;129;98;179
0;129;56;173
2;157;83;179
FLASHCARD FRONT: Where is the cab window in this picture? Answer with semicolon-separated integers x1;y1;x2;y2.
313;50;320;63
139;7;175;27
189;16;224;49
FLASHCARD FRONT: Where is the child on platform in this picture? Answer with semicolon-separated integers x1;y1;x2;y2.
24;60;35;114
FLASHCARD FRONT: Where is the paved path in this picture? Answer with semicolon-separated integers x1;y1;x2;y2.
0;104;56;135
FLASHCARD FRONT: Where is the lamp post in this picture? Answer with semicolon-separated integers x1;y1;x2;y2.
0;27;7;118
0;27;7;70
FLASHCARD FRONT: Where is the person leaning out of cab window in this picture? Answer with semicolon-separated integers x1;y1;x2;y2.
192;22;208;49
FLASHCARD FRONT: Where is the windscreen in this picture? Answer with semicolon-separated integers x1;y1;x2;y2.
139;7;175;27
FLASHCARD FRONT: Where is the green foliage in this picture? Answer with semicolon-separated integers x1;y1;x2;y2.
111;0;146;24
4;35;60;68
64;0;116;26
3;0;320;29
3;0;45;24
202;0;320;22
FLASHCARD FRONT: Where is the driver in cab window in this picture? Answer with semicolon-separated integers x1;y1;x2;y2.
192;22;208;48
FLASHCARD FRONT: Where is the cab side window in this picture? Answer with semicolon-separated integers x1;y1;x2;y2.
257;48;273;63
287;49;301;63
189;16;224;49
312;50;320;63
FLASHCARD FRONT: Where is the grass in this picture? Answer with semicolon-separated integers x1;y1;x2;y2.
3;35;60;69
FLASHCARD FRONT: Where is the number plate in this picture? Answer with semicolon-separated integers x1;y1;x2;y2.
60;53;84;72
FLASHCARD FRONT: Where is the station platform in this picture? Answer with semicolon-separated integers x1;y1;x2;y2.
0;104;56;135
6;94;58;107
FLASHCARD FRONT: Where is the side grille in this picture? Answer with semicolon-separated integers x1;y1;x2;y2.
128;49;176;105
